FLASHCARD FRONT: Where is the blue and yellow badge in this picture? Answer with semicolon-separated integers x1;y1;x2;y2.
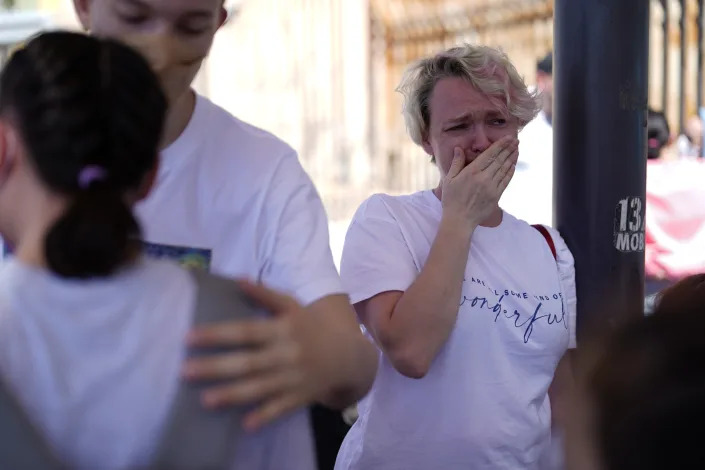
142;241;212;272
3;240;212;271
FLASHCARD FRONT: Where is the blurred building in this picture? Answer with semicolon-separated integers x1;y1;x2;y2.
204;0;702;225
2;0;704;264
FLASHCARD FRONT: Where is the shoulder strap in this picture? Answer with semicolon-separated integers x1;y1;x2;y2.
532;224;557;261
151;271;263;470
0;379;64;469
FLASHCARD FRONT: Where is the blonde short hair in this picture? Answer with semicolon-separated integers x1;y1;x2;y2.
397;44;540;145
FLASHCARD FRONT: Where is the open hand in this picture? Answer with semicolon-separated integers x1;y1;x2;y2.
441;136;518;226
182;280;332;431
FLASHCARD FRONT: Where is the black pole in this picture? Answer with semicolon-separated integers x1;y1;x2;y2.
554;0;649;337
662;0;670;111
679;0;687;134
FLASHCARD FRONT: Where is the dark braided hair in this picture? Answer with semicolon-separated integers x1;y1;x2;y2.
0;31;167;278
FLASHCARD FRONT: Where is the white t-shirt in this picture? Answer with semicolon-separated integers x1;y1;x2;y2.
335;190;576;470
0;93;341;469
501;111;554;226
135;93;343;306
135;93;342;469
0;257;314;470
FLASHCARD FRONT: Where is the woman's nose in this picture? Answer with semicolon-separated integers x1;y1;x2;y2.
469;125;491;154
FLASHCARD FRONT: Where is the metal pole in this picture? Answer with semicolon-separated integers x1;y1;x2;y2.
554;0;650;337
662;0;669;111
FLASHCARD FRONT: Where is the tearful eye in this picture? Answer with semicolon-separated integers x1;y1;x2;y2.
447;124;467;131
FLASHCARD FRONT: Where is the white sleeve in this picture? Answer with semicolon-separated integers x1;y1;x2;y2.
259;152;344;306
545;226;577;349
340;196;419;305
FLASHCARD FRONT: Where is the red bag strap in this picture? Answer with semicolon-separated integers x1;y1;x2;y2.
532;224;557;261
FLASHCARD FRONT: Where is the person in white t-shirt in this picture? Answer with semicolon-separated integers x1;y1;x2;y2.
68;1;378;467
335;44;577;470
0;31;331;469
500;51;554;226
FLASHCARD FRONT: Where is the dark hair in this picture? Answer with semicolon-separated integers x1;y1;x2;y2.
647;108;670;159
587;274;705;469
536;51;552;75
0;31;167;278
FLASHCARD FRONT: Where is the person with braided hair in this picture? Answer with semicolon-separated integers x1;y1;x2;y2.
0;30;361;470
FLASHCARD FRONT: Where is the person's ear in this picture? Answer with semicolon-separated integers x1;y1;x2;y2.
73;0;93;32
421;134;434;158
218;5;228;29
0;121;19;183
